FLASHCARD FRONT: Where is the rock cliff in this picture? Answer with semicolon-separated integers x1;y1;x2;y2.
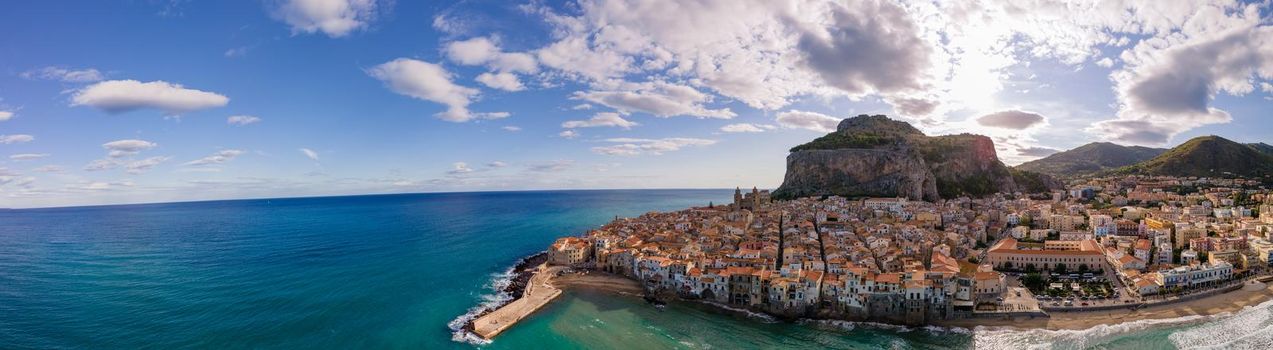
774;115;1056;200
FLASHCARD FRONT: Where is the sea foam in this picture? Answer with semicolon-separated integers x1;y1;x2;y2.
971;298;1273;350
447;266;516;345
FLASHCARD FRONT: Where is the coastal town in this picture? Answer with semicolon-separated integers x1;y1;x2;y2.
534;176;1273;327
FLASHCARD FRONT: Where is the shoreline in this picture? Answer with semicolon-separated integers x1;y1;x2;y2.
939;280;1273;330
550;269;1273;333
450;252;548;343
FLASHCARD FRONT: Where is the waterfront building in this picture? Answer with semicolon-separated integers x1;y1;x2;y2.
1156;262;1233;289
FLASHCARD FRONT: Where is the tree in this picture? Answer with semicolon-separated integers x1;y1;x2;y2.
1078;264;1089;274
1023;273;1046;292
1026;263;1037;273
1055;263;1068;274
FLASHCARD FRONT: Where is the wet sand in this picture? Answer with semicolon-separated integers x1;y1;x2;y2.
938;281;1273;330
552;271;644;296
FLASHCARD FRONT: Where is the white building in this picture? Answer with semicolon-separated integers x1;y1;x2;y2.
1156;262;1233;289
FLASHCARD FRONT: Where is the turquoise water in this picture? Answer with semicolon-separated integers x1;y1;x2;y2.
1;190;1270;349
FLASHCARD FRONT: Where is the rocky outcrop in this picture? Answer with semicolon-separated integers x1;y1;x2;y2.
776;148;939;201
774;114;1053;200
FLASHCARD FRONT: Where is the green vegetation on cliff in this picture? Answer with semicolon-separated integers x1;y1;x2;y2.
936;175;998;198
787;114;921;152
789;132;894;152
1010;169;1061;194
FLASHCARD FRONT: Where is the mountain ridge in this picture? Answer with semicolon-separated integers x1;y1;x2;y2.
1108;135;1273;178
1015;142;1166;178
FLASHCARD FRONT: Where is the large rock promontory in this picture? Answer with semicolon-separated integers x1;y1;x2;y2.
773;115;1057;200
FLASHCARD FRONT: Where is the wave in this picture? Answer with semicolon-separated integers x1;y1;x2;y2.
805;319;970;335
447;266;516;345
971;298;1273;350
695;300;779;323
1168;298;1273;349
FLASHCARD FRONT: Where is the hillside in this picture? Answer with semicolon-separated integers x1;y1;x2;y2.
1112;136;1273;178
1015;142;1165;178
1248;142;1273;156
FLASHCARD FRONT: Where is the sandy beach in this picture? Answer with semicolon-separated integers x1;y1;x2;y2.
552;271;645;296
938;280;1273;330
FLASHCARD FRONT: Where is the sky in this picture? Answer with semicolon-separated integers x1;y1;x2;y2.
1;0;1271;208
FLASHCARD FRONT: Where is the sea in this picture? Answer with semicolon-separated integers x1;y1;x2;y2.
1;189;1271;349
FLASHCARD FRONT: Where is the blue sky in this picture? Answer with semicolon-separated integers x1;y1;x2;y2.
1;0;1271;208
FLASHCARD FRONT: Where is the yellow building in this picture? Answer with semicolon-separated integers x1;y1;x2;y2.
986;238;1105;272
549;237;593;266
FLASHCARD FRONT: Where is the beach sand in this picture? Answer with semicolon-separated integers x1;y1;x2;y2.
552;271;645;296
938;280;1273;330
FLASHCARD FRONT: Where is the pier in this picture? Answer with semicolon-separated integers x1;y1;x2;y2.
471;264;563;339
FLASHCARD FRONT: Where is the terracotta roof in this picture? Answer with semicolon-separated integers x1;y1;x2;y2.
875;273;901;284
974;271;1001;281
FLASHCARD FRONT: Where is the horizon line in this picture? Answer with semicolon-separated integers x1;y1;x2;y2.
1;187;748;211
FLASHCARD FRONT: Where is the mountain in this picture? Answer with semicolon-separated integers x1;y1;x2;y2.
772;114;1062;201
1015;142;1166;178
1111;136;1273;178
1248;142;1273;156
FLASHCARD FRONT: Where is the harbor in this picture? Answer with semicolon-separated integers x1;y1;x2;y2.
470;264;564;339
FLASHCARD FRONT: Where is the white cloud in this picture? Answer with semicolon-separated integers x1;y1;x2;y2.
33;165;64;173
775;110;840;133
501;126;522;132
368;58;500;122
9;153;49;161
1017;146;1061;158
125;156;169;174
299;148;320;161
227;115;262;126
574;82;734;119
21;66;104;82
558;130;580;139
71;80;229;114
561;112;638;129
0;111;12;121
103;139;157;158
184;149;245;166
83;159;118;172
0;134;34;144
1093;19;1272;145
476;112;511;120
720;123;770;133
475;72;525;91
270;0;380;38
447;162;473;175
82;140;166;174
976;110;1047;130
443;36;539;73
444;37;500;66
571;103;592;110
1096;57;1115;67
487;161;508;168
521;0;941;113
795;0;931;97
224;46;250;58
69;181;135;191
526;160;574;172
591;137;716;156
